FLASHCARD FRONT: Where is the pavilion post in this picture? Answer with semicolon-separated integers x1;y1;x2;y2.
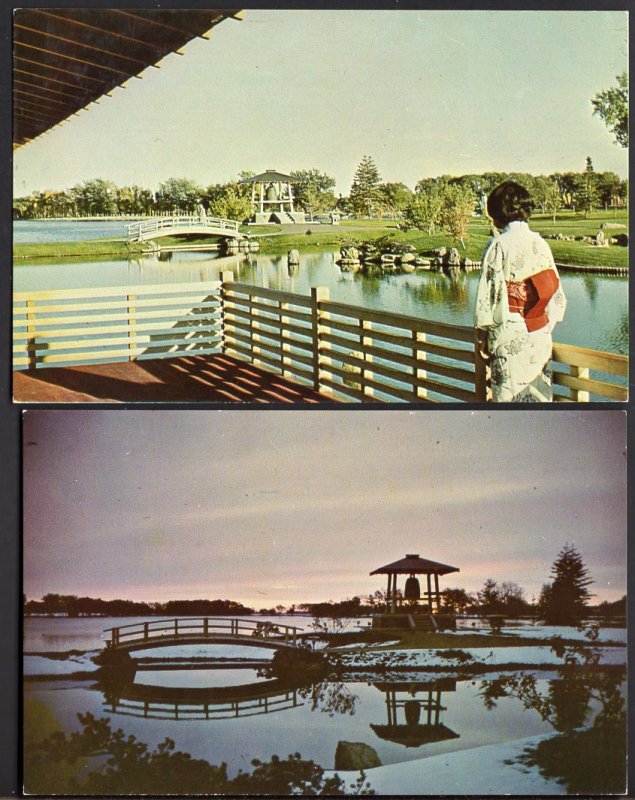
434;573;440;611
386;574;391;613
426;574;432;611
392;574;398;612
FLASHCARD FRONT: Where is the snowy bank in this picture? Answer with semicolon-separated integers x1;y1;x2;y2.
338;645;626;670
498;625;626;645
24;651;100;677
333;733;563;795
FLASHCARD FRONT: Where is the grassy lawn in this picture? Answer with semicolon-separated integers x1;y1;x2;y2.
322;629;573;651
13;209;628;269
254;211;628;268
14;239;146;261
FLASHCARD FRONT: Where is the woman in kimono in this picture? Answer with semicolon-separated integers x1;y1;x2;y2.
475;181;566;402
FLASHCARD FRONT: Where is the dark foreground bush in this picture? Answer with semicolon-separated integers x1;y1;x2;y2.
24;712;373;795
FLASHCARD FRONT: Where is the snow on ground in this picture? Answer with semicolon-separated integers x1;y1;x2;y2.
23;652;100;676
500;625;626;644
129;644;275;659
457;622;626;645
331;640;401;651
338;645;626;670
332;733;564;795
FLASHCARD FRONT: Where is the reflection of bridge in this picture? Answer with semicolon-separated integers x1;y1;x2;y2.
104;617;304;655
126;216;244;242
101;674;303;720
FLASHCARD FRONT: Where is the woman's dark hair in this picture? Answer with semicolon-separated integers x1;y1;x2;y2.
486;181;535;228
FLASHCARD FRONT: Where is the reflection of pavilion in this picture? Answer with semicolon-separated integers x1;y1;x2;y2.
239;170;306;225
100;672;303;721
370;679;460;748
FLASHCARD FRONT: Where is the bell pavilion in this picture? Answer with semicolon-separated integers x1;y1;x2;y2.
370;553;459;631
239;169;306;225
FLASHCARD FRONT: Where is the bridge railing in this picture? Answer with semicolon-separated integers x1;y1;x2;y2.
104;690;302;720
104;617;304;647
13;274;628;402
127;216;240;241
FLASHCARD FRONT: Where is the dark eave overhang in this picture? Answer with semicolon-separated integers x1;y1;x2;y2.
13;8;243;148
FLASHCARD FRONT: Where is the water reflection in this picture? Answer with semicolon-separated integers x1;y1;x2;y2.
479;668;626;793
14;248;628;354
370;679;459;748
100;671;304;720
97;669;359;721
405;271;469;310
25;665;625;795
24;709;354;796
297;680;358;717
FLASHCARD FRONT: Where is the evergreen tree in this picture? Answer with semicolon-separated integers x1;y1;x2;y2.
574;157;599;218
538;543;594;625
349;156;382;217
477;578;503;615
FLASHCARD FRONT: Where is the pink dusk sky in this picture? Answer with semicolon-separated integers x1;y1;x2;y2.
23;409;626;608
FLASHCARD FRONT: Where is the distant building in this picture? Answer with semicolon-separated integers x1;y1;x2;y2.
239;170;306;224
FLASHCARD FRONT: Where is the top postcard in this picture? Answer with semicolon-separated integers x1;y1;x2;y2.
12;8;629;404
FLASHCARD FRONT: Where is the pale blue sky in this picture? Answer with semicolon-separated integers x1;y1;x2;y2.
23;410;626;607
13;9;628;196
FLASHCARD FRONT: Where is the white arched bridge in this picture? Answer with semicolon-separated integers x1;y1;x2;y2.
126;216;244;243
104;617;305;654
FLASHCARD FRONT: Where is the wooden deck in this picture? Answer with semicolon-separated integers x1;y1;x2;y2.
13;353;333;403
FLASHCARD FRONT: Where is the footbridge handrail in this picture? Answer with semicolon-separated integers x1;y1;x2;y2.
104;617;304;648
126;216;242;242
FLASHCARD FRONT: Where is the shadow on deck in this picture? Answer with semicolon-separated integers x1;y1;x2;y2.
13;353;334;404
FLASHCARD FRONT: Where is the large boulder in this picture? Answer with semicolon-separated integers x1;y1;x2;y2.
335;741;381;771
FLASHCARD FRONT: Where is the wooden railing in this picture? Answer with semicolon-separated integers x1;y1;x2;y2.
105;617;303;649
13;274;628;402
13;281;223;369
552;342;628;402
126;215;241;241
104;689;302;721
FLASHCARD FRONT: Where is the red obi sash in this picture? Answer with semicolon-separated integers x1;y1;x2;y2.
506;269;560;332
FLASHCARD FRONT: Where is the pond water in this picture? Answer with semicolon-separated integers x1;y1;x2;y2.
25;671;562;774
24;617;626;790
24;614;313;653
14;248;628;354
14;219;140;243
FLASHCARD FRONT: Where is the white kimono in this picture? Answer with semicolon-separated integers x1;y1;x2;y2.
475;221;566;402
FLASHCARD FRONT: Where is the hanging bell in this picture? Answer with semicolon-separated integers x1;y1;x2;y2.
404;575;421;600
404;700;421;726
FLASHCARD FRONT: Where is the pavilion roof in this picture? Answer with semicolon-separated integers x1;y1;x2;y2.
370;723;460;747
13;9;243;148
370;553;459;576
239;170;299;184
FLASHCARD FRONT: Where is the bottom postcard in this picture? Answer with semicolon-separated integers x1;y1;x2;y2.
23;409;626;795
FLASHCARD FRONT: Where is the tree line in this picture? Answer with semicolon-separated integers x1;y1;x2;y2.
24;544;625;625
23;595;254;617
13;161;626;226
